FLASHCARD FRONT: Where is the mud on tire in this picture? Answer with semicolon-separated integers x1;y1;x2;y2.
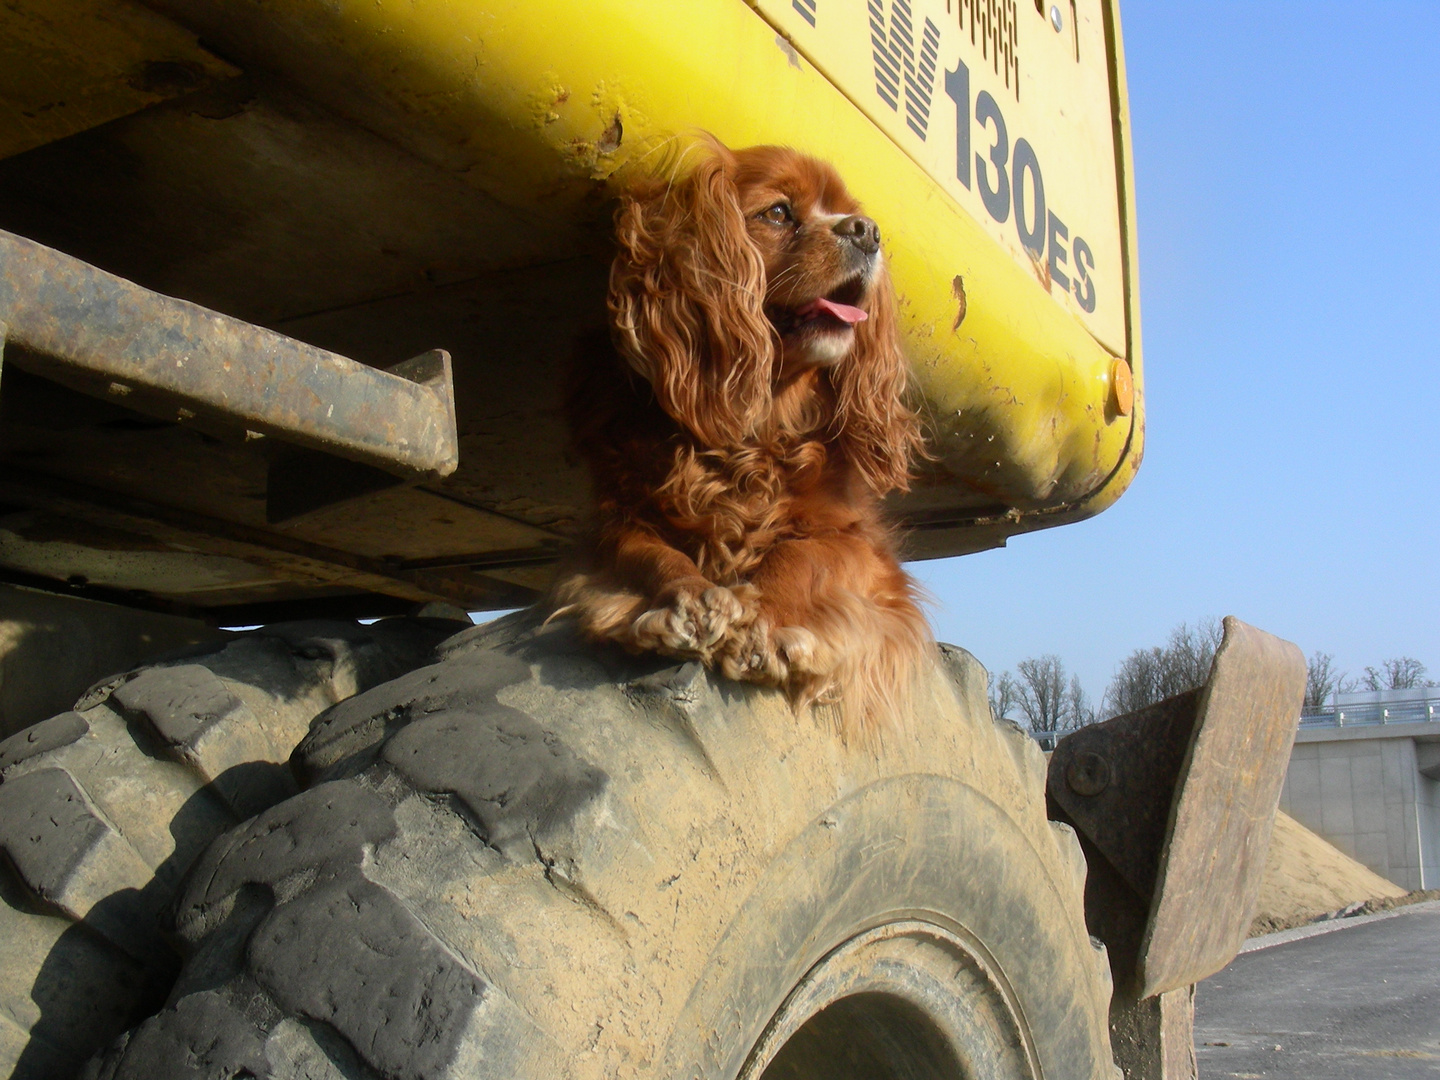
0;616;465;1080
88;617;1118;1080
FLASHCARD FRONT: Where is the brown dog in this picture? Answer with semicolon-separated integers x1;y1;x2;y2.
552;141;932;734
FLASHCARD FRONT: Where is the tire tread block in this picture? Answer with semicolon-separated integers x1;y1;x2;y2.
2;618;468;1080
381;704;607;860
252;876;485;1080
0;712;89;772
110;666;246;752
298;651;530;782
0;768;151;918
109;665;280;813
178;784;398;937
83;990;269;1080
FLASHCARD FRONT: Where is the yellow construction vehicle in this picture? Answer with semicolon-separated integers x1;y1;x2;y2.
0;4;1301;1078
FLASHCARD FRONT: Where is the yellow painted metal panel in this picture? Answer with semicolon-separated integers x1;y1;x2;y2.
757;0;1125;355
44;0;1146;539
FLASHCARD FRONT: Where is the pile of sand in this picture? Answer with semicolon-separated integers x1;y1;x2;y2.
1250;810;1409;935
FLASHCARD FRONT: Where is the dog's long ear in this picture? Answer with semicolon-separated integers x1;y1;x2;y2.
832;267;925;494
609;150;775;447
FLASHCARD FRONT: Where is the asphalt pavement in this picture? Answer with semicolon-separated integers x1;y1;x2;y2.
1194;902;1440;1078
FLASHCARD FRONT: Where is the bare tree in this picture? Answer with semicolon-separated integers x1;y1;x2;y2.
1104;646;1166;717
1304;651;1339;709
989;670;1021;722
1163;618;1223;694
1361;657;1431;691
1066;673;1095;729
1103;618;1224;716
1014;656;1067;735
1011;655;1093;735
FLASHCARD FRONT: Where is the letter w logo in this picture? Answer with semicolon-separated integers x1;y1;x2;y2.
868;0;941;141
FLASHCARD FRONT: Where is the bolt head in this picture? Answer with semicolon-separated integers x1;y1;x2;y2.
1066;750;1111;796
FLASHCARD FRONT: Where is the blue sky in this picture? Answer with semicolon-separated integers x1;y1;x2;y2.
912;1;1440;703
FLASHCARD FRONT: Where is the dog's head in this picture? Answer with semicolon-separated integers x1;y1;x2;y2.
608;141;921;493
731;145;881;372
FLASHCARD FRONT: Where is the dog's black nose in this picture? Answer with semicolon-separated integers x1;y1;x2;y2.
833;214;881;255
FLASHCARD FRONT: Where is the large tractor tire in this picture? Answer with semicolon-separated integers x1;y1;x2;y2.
0;616;466;1080
86;616;1119;1080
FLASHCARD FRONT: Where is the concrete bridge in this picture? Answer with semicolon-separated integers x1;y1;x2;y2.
1279;687;1440;890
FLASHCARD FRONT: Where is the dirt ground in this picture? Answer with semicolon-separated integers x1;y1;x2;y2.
1248;810;1438;936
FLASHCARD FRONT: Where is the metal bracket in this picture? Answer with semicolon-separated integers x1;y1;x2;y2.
263;350;456;523
0;230;459;480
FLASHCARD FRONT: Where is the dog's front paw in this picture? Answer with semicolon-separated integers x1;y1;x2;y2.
695;583;760;647
629;588;708;658
629;583;759;660
718;622;845;710
716;617;788;686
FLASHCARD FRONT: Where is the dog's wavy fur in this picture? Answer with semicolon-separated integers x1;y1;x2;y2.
551;141;932;736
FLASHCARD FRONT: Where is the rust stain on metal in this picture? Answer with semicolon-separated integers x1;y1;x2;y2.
1028;249;1052;291
950;275;967;331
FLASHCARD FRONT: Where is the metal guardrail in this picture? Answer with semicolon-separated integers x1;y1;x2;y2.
1028;729;1060;751
1299;697;1440;729
1021;693;1440;739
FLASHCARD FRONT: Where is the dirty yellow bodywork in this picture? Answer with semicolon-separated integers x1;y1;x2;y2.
133;0;1141;543
0;0;1142;614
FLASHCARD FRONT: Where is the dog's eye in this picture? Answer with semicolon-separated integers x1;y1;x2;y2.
761;202;794;225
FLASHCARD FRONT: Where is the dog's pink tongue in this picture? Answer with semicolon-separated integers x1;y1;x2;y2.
800;297;868;324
